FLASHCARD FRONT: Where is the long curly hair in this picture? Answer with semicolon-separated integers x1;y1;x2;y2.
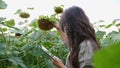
59;6;100;68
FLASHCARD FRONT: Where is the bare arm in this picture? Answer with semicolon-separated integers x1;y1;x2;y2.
54;23;68;44
52;23;68;68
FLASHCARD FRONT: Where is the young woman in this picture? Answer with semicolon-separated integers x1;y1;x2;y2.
52;6;100;68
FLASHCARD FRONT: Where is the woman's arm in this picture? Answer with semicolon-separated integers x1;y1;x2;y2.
54;23;68;44
52;23;67;68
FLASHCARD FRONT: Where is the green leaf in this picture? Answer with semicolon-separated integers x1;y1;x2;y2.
0;17;6;22
32;64;40;68
11;28;24;34
100;31;120;47
0;0;7;9
27;7;34;10
29;19;38;28
115;23;120;27
14;9;22;14
94;42;120;68
21;43;33;51
21;43;44;57
105;23;113;28
112;19;120;25
4;19;15;27
28;30;42;41
0;42;6;55
98;20;104;22
0;35;4;42
96;31;106;40
32;44;44;57
112;33;120;42
98;25;106;28
112;20;116;25
8;57;27;68
107;31;119;37
1;27;7;32
100;37;112;47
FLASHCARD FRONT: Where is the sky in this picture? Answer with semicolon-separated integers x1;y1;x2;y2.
0;0;120;26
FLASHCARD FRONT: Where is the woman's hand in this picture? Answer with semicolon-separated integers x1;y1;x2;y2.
52;56;66;68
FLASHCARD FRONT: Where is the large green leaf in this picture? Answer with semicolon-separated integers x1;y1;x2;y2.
0;0;7;9
94;42;120;68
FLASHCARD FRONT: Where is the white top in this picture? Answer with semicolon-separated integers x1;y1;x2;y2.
65;39;99;68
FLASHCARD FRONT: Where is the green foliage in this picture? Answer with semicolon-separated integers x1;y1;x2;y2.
95;19;120;47
115;23;120;27
0;17;68;68
0;42;6;55
0;0;7;9
8;57;27;68
100;31;120;47
94;42;120;68
94;19;120;68
105;19;120;28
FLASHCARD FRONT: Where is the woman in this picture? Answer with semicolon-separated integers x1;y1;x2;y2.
52;6;100;68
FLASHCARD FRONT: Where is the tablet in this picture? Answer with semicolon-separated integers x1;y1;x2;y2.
39;45;56;61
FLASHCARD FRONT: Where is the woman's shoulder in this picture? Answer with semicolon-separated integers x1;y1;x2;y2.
80;39;99;51
78;39;98;68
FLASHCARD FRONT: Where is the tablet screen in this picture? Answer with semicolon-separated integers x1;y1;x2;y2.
39;45;55;61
